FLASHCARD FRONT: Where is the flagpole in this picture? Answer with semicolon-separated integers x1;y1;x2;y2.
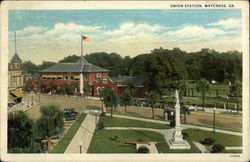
15;32;17;54
81;36;83;56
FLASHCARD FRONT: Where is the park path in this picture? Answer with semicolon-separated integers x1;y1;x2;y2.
64;111;100;153
193;142;210;153
108;114;242;136
225;146;242;150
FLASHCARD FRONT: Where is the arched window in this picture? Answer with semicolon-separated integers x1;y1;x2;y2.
96;73;101;78
96;87;101;95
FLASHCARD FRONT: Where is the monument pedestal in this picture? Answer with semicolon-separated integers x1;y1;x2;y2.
167;127;190;149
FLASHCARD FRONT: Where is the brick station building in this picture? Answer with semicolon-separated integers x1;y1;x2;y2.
26;57;148;98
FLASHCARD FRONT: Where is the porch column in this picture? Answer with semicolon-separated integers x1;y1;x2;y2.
80;73;83;94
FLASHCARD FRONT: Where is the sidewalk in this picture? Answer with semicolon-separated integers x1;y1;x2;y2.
64;111;100;153
109;114;242;136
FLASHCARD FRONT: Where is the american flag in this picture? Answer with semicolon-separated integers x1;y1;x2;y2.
81;36;90;42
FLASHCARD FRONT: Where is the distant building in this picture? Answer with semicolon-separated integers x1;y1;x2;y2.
8;53;24;105
8;53;23;90
24;57;148;98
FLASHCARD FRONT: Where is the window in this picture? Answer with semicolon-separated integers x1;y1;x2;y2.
96;87;101;95
103;78;108;84
96;73;101;78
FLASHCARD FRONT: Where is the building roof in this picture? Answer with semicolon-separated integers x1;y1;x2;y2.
110;76;147;87
10;53;22;63
39;57;109;73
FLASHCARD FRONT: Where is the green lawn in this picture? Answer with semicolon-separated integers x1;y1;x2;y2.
156;139;201;153
87;130;166;153
52;113;87;153
99;115;171;129
186;83;230;98
183;129;242;147
182;98;242;110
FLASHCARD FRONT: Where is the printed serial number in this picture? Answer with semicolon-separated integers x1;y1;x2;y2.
230;155;240;157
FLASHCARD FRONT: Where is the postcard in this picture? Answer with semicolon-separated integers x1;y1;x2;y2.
0;1;249;161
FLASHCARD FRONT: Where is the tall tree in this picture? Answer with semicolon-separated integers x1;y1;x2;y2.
119;90;132;115
8;112;41;153
180;106;190;124
196;79;209;111
83;83;91;98
68;82;78;94
102;87;117;118
36;105;64;152
147;92;159;119
21;61;38;75
126;79;137;97
229;80;242;113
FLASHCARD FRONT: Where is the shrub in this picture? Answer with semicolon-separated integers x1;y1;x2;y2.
97;121;105;130
137;146;149;153
211;144;225;153
200;137;215;145
170;120;175;128
182;132;189;140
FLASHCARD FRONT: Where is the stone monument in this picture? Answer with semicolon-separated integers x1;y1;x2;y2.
167;90;190;149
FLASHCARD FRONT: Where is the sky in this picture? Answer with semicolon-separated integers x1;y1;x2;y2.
9;9;242;64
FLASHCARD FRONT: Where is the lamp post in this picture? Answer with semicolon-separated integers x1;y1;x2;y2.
171;111;174;121
79;141;83;154
226;96;229;112
213;107;216;132
101;97;104;113
31;92;34;106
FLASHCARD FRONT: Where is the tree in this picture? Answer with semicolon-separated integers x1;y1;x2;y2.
229;80;242;113
147;92;159;119
37;79;43;92
101;87;117;118
126;79;137;97
59;55;81;63
36;105;64;152
196;79;209;111
47;82;56;93
68;82;78;94
21;61;38;76
119;90;132;115
99;89;105;113
180;106;190;124
60;84;68;94
24;82;33;91
83;83;91;98
8;112;41;153
37;61;56;71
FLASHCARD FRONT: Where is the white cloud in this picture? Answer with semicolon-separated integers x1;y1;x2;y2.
15;26;47;37
9;21;242;64
165;25;225;41
104;22;167;36
208;18;242;29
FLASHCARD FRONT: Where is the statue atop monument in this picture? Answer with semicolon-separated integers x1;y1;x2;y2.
175;90;180;107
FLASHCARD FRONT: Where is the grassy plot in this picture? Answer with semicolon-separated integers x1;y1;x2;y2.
87;130;165;153
183;129;242;147
182;98;242;110
99;115;170;129
52;113;87;153
186;83;230;98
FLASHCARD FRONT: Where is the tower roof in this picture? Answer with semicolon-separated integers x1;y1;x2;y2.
10;53;22;63
76;57;89;64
